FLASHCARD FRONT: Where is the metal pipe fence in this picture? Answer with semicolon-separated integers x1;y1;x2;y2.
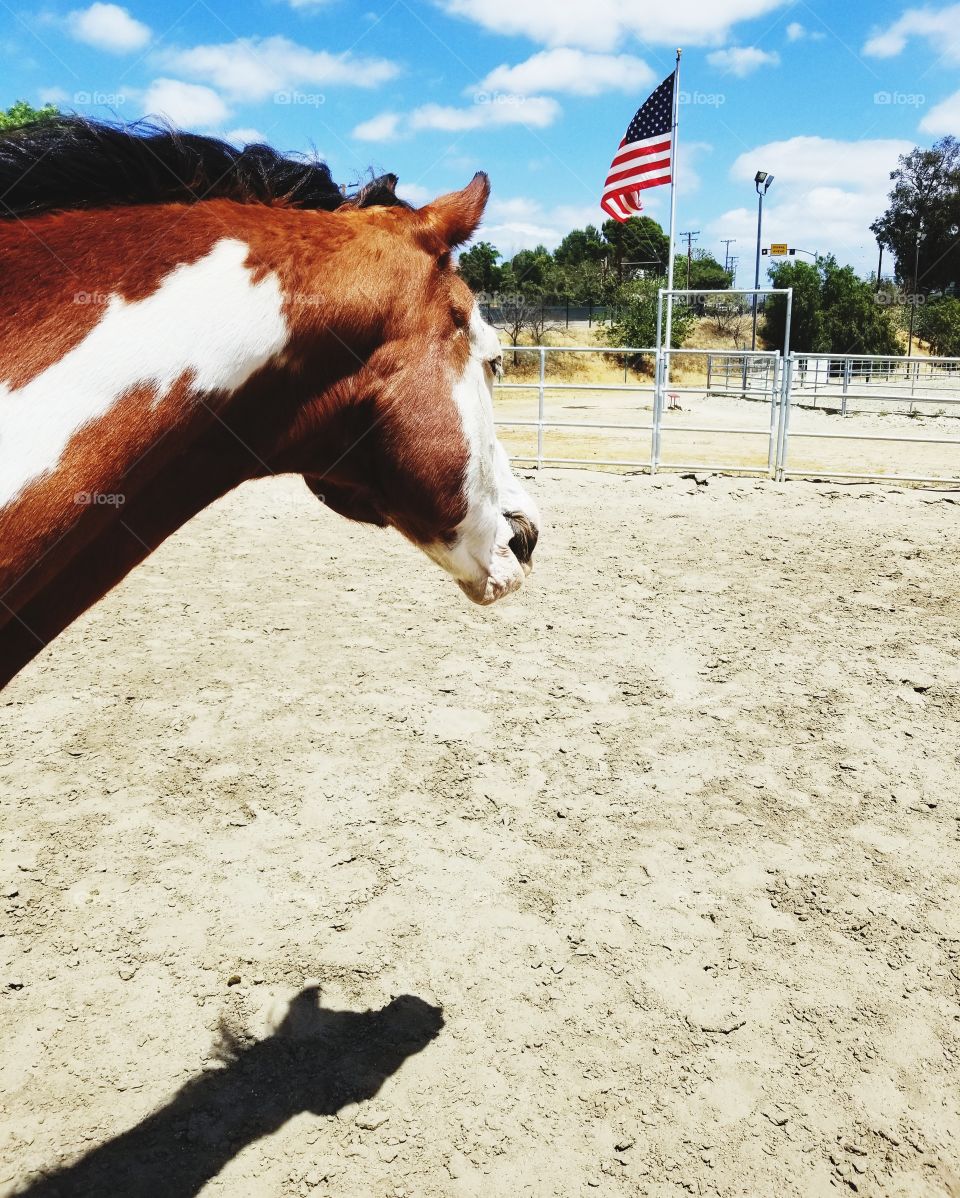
494;344;960;484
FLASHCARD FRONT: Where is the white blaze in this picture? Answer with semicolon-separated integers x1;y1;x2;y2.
0;238;289;509
427;304;540;605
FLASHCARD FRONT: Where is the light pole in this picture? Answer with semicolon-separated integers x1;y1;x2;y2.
751;170;774;351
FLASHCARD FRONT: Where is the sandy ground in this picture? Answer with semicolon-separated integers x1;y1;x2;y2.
494;382;960;480
2;470;960;1198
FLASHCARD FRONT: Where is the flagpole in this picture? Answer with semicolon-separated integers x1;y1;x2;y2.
663;48;682;359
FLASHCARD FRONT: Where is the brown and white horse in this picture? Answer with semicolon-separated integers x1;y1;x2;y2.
0;118;539;688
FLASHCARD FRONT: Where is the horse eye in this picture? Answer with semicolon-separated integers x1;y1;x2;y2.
452;309;467;329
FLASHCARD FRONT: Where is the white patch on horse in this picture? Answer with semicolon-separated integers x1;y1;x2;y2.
426;304;540;605
0;239;289;509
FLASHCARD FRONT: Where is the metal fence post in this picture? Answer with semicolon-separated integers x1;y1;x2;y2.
841;357;851;417
706;353;713;391
537;347;545;469
776;354;794;480
651;349;663;473
652;291;665;474
768;355;780;477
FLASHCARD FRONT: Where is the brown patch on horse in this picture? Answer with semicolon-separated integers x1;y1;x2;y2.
414;173;491;252
0;121;538;684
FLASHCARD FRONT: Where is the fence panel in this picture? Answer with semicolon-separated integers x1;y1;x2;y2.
493;345;960;485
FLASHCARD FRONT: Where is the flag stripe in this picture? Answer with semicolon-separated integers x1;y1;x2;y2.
600;70;675;223
604;155;672;188
609;138;672;169
603;172;672;201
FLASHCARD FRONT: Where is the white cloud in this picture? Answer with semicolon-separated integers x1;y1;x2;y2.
713;136;915;271
707;46;780;76
67;2;150;53
480;197;602;254
920;87;960;133
39;86;70;104
473;49;655;97
158;36;399;101
785;21;824;41
353;111;402;141
396;181;432;206
224;127;266;145
358;96;561;141
728;135;911;190
863;4;960;62
410;96;560;132
676;140;712;194
438;0;790;51
142;78;231;128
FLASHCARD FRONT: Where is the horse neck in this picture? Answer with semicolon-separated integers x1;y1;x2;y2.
0;202;352;682
0;401;274;686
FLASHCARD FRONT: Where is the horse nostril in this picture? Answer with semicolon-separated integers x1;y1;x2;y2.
506;512;538;563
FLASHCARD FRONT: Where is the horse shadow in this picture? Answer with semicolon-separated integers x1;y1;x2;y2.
14;987;444;1198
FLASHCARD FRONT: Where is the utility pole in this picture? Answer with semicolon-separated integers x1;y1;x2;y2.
679;230;700;290
721;238;737;276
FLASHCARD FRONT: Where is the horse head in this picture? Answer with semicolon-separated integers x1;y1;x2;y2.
285;174;540;605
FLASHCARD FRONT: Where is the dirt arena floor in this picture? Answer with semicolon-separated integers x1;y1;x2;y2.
2;469;960;1197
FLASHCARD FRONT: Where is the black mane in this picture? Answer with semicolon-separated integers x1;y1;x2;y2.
0;115;409;219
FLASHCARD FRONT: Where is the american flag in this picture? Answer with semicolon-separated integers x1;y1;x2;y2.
601;69;676;222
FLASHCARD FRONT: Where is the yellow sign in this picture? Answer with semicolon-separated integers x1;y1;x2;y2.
769;243;789;256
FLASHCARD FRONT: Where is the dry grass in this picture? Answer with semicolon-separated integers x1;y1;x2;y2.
495;315;770;388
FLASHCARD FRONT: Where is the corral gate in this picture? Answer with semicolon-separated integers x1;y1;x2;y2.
654;287;793;478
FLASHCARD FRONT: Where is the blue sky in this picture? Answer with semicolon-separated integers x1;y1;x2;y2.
5;0;959;280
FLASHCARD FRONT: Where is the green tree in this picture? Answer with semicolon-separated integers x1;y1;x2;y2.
686;251;732;291
762;259;825;351
605;277;694;355
601;216;669;280
0;99;59;131
507;245;555;292
457;241;502;294
916;296;960;356
871;137;960;295
764;256;899;355
554;225;606;267
820;258;901;356
559;260;609;304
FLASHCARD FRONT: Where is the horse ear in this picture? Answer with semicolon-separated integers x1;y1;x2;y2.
416;172;490;250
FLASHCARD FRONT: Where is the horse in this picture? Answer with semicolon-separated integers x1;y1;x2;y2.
0;117;540;689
